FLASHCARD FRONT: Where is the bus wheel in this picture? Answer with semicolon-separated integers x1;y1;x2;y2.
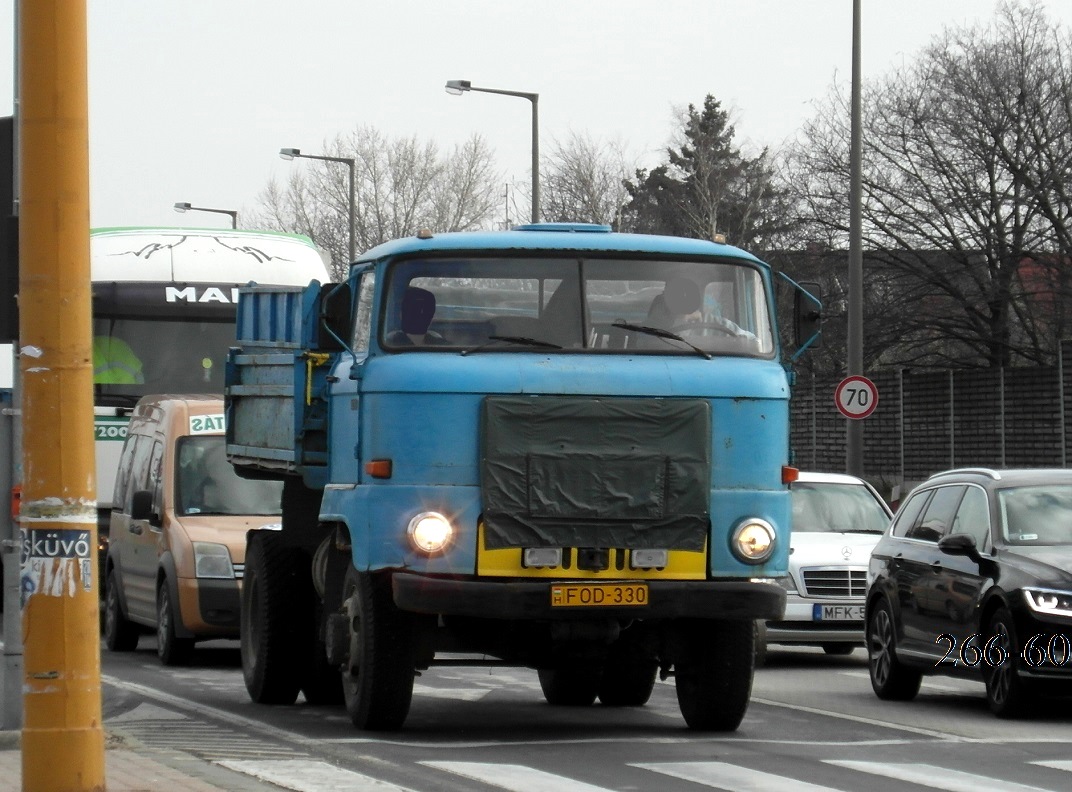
241;531;303;705
538;669;600;706
674;619;754;731
340;567;416;730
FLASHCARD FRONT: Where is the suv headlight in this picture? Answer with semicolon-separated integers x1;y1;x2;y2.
193;542;235;579
1023;587;1072;616
731;518;776;564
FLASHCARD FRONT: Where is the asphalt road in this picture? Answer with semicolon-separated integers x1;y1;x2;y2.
98;637;1072;792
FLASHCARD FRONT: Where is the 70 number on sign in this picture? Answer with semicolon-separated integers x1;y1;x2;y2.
834;375;879;420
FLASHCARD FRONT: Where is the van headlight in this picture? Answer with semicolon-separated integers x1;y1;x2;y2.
731;518;776;564
407;511;454;554
193;542;235;579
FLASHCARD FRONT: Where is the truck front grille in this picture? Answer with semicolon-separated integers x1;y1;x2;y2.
801;568;867;598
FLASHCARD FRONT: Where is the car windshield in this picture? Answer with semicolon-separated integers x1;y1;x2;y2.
380;255;774;357
176;435;283;516
791;482;890;533
998;484;1072;545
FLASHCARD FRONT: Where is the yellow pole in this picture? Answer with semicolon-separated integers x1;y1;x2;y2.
18;0;105;790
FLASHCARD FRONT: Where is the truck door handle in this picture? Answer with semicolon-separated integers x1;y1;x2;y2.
129;524;143;536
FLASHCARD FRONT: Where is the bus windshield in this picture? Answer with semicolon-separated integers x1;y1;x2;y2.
380;256;774;357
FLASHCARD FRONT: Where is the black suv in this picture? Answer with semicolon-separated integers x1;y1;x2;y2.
866;468;1072;717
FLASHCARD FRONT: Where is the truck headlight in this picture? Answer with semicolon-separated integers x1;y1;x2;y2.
407;511;453;554
193;542;235;579
731;518;776;564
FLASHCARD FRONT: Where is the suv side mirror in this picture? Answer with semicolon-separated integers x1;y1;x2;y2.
793;281;822;349
130;489;154;522
938;533;981;563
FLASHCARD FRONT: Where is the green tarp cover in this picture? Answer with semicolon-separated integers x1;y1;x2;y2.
481;396;711;550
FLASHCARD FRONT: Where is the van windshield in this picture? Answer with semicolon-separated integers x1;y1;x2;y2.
176;436;282;516
380;256;774;357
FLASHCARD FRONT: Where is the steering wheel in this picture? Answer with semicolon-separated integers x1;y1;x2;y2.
668;320;737;337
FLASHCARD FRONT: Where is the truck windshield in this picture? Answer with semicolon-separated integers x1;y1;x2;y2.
381;256;774;356
175;435;283;516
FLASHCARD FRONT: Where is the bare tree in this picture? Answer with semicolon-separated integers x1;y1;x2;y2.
541;131;636;227
789;1;1072;369
252;127;502;278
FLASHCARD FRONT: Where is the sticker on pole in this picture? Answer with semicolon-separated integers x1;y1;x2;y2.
834;375;879;420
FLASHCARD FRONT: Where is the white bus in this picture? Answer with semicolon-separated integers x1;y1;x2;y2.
90;227;330;534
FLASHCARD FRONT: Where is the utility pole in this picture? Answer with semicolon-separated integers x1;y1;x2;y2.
19;1;105;790
846;0;864;476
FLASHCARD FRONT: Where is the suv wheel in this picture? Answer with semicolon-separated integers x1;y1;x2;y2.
985;607;1033;718
867;598;922;700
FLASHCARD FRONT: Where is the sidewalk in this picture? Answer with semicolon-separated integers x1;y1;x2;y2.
0;728;285;792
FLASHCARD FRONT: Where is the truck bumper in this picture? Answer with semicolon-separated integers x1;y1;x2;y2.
392;574;786;621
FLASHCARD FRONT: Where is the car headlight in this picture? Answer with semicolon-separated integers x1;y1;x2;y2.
1023;587;1072;616
407;511;454;554
731;518;776;564
193;542;234;579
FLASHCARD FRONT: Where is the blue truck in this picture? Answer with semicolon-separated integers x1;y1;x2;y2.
224;222;821;731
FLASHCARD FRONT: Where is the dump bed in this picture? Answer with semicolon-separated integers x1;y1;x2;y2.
224;282;327;477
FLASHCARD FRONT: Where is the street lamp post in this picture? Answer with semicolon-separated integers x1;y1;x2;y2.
173;201;238;229
279;147;356;264
445;79;539;223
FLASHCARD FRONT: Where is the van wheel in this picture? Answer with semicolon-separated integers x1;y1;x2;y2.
157;580;194;666
341;567;417;730
241;531;303;705
674;619;755;731
539;669;600;706
103;568;139;652
867;598;922;700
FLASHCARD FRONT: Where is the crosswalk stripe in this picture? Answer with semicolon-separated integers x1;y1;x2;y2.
1032;760;1072;772
633;762;838;791
827;761;1058;792
422;761;616;792
219;759;418;792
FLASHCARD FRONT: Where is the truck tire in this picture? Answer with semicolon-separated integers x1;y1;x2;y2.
538;669;599;706
674;619;755;731
301;640;344;705
341;567;417;730
241;530;304;705
156;579;194;666
103;568;139;652
598;627;657;706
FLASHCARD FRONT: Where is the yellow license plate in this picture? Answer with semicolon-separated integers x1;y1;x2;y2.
550;583;649;608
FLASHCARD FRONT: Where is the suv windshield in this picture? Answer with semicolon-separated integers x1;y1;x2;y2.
791;482;890;534
380;256;773;357
999;484;1072;545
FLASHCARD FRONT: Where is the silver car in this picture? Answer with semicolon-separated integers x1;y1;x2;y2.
757;472;893;662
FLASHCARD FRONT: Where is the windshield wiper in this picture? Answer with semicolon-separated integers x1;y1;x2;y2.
461;335;564;356
611;322;712;360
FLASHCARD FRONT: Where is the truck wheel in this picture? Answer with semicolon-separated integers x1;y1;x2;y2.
674;619;754;731
598;627;657;706
242;531;303;705
157;580;194;666
867;598;922;701
754;620;768;668
301;641;344;705
341;567;417;730
103;568;139;652
538;669;599;706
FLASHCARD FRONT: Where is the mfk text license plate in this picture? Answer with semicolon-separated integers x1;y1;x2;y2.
551;583;649;608
813;604;864;621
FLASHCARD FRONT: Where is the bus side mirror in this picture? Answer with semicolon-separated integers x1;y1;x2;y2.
793;281;822;350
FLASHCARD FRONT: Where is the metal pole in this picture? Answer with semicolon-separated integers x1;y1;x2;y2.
19;1;105;788
949;369;955;469
530;94;540;223
899;368;904;483
1059;344;1066;468
347;159;356;263
846;0;864;476
1000;367;1007;468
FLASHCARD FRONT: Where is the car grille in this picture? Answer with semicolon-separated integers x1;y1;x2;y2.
801;568;867;598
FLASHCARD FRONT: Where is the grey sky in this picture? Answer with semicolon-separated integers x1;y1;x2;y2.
2;0;1071;231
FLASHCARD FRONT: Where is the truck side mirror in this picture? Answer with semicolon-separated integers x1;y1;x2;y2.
130;489;154;522
318;281;352;351
793;281;822;350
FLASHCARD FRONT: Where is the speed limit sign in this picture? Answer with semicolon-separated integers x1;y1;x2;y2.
834;375;879;420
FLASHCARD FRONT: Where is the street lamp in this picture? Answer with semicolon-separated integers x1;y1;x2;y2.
445;79;540;223
279;147;356;263
173;201;238;229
